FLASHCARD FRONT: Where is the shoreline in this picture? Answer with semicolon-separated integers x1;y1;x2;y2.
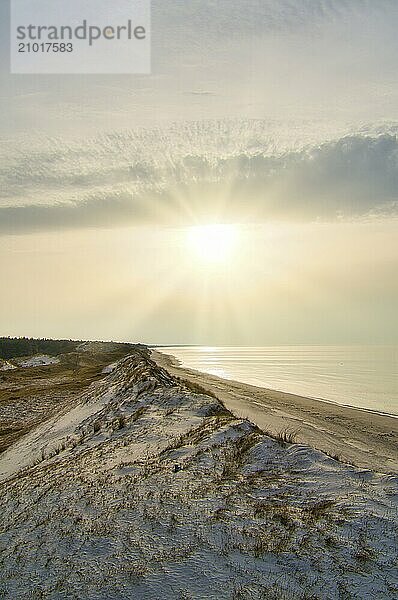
153;349;398;475
161;351;398;421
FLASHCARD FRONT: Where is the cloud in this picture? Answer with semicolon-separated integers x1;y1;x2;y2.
153;0;397;40
0;193;155;234
1;124;398;234
233;134;398;220
2;1;397;137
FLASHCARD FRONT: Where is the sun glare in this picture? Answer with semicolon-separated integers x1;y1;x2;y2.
186;224;239;265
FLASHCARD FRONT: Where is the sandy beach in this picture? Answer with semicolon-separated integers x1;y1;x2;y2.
1;345;397;598
153;350;398;474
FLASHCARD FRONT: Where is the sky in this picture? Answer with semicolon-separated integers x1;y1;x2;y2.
0;0;398;344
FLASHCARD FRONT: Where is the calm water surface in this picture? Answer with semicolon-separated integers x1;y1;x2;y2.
161;346;398;416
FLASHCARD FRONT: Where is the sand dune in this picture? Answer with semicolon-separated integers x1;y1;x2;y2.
154;350;398;474
0;346;397;598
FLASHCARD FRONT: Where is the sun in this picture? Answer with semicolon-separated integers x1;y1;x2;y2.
186;224;239;265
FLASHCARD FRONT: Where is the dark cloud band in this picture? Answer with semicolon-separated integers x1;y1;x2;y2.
1;131;398;234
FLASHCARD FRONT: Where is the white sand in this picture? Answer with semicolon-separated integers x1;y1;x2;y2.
154;350;398;474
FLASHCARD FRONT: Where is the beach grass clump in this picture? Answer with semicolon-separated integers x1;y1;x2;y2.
262;428;298;446
276;429;298;445
131;406;146;422
324;450;343;462
93;420;102;433
112;415;127;430
259;428;295;446
305;499;335;521
177;376;218;399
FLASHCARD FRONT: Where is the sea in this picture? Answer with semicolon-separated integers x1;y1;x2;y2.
160;346;398;417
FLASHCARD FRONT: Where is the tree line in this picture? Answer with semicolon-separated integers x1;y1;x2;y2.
0;337;82;359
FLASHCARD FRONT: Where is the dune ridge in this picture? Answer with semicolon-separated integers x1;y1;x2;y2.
0;345;397;599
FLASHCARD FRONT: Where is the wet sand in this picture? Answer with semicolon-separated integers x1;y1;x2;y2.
153;350;398;474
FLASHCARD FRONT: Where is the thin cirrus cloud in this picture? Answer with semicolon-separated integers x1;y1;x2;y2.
0;124;398;235
1;1;398;137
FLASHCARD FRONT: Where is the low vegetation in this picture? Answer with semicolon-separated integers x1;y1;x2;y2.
0;346;396;599
0;341;135;453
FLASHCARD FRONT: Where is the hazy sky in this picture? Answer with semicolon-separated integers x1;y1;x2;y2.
0;0;397;344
